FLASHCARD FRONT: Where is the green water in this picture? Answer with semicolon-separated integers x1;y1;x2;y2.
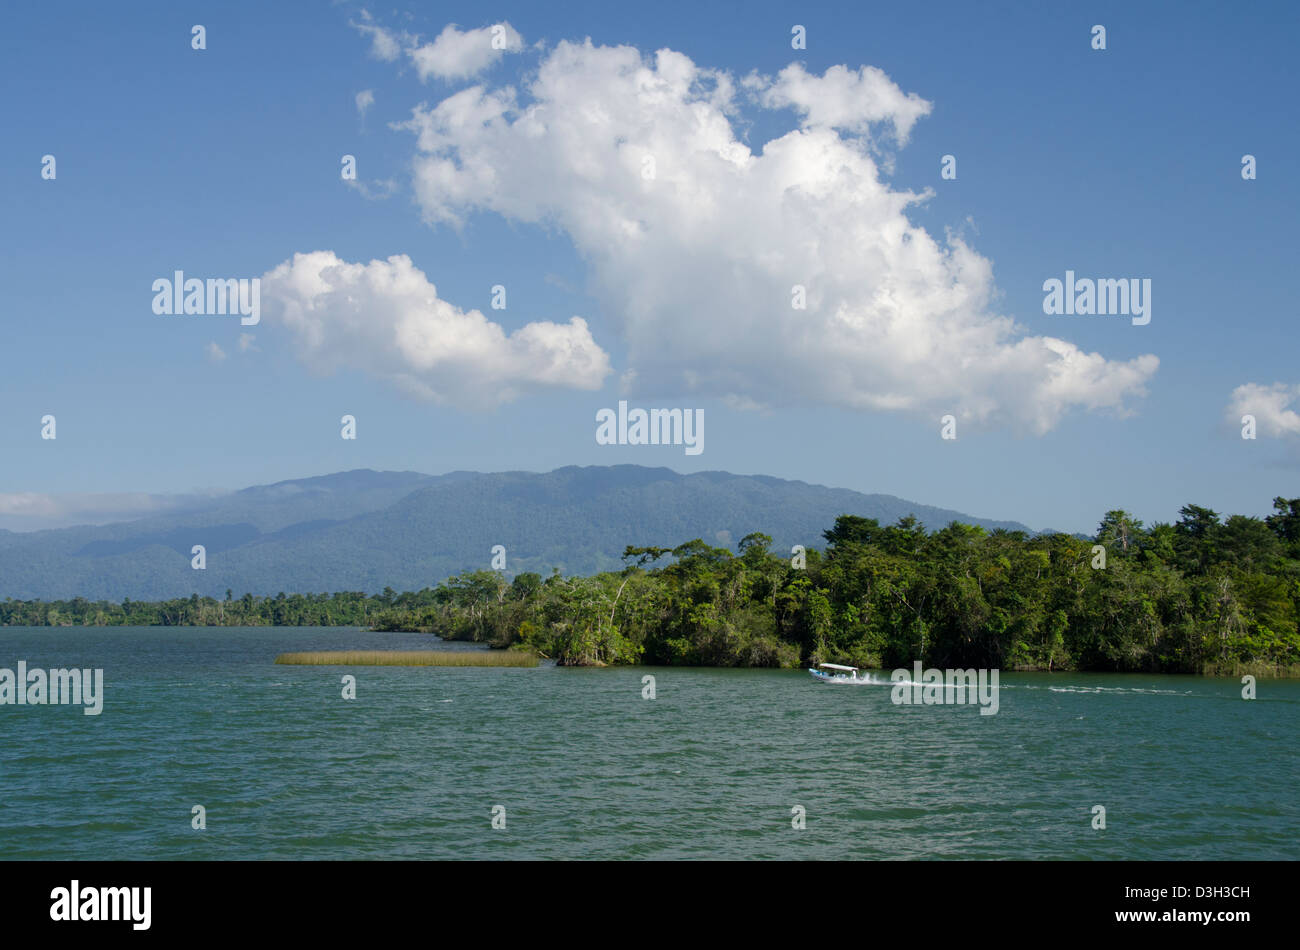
0;626;1295;859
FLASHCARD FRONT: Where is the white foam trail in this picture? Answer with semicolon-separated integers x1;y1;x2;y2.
822;673;1189;696
1045;686;1191;695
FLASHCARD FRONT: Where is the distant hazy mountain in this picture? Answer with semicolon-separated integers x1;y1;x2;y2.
0;466;1035;601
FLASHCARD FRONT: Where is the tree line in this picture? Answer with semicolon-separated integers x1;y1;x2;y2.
5;498;1299;676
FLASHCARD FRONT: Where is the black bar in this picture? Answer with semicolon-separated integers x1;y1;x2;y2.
2;860;1281;937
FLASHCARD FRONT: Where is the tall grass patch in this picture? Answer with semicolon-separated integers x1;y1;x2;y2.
275;650;539;667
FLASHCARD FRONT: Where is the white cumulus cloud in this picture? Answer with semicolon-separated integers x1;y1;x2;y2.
409;22;525;82
259;250;611;407
1227;382;1300;437
355;89;375;118
395;39;1158;433
752;63;932;142
350;12;405;62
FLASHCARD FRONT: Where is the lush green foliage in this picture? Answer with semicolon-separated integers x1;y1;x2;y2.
7;499;1299;675
0;589;387;627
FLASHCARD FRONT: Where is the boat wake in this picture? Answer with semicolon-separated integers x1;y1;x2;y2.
1040;685;1192;695
809;665;1194;697
811;673;1190;696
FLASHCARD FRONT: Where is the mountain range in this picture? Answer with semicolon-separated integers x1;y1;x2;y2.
0;466;1039;601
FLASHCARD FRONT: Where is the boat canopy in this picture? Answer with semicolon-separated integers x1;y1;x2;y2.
817;663;859;672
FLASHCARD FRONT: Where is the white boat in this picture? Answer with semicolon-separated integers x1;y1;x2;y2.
808;662;870;684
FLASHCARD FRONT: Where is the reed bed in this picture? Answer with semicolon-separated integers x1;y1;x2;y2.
275;650;539;667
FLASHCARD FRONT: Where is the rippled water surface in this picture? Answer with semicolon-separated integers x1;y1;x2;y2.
1;627;1295;859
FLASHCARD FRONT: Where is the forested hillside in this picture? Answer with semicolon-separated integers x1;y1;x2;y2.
0;466;1032;600
8;498;1298;677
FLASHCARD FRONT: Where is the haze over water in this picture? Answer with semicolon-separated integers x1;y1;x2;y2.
1;626;1295;860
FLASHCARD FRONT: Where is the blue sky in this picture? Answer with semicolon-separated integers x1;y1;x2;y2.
2;0;1297;535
